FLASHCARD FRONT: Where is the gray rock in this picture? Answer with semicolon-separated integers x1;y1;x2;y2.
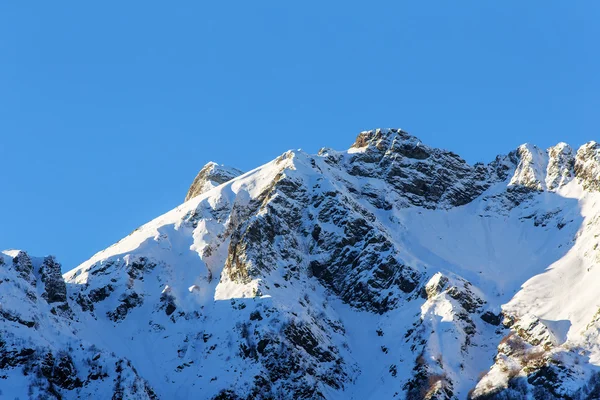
39;256;68;304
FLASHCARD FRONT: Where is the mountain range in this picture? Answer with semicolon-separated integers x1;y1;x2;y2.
3;128;600;399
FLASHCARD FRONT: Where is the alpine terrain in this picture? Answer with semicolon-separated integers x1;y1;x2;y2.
5;128;600;400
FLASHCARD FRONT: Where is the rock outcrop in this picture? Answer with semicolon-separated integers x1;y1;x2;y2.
575;141;600;191
184;162;243;201
546;142;575;190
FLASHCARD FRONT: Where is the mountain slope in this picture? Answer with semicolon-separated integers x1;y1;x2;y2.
3;129;600;399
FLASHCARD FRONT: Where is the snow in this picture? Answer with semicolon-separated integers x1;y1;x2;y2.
65;138;600;397
6;130;600;398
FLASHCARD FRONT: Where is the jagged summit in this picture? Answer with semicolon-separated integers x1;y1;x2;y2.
5;128;600;399
184;162;243;201
546;142;575;190
347;128;600;199
350;128;422;152
501;139;600;194
507;143;549;191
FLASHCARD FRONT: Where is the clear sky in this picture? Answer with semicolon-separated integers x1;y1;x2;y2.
1;1;598;271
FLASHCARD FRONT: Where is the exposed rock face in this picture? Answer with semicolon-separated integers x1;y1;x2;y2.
39;256;68;304
546;142;575;190
12;250;35;284
184;162;243;201
343;129;585;212
346;129;496;209
5;129;600;399
575;141;600;191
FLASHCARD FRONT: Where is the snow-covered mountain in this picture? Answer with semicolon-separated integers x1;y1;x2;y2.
3;129;600;399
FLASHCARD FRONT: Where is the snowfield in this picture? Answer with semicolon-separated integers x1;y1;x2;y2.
3;129;600;399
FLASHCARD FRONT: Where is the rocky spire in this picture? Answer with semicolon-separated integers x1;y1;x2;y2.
350;128;427;159
546;142;575;190
184;162;243;201
39;255;68;305
508;144;548;191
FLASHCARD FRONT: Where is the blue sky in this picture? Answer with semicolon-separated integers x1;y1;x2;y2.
1;1;598;271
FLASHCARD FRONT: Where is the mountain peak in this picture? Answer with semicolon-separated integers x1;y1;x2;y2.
575;141;600;191
184;162;243;201
350;128;426;157
508;143;548;191
546;142;575;190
